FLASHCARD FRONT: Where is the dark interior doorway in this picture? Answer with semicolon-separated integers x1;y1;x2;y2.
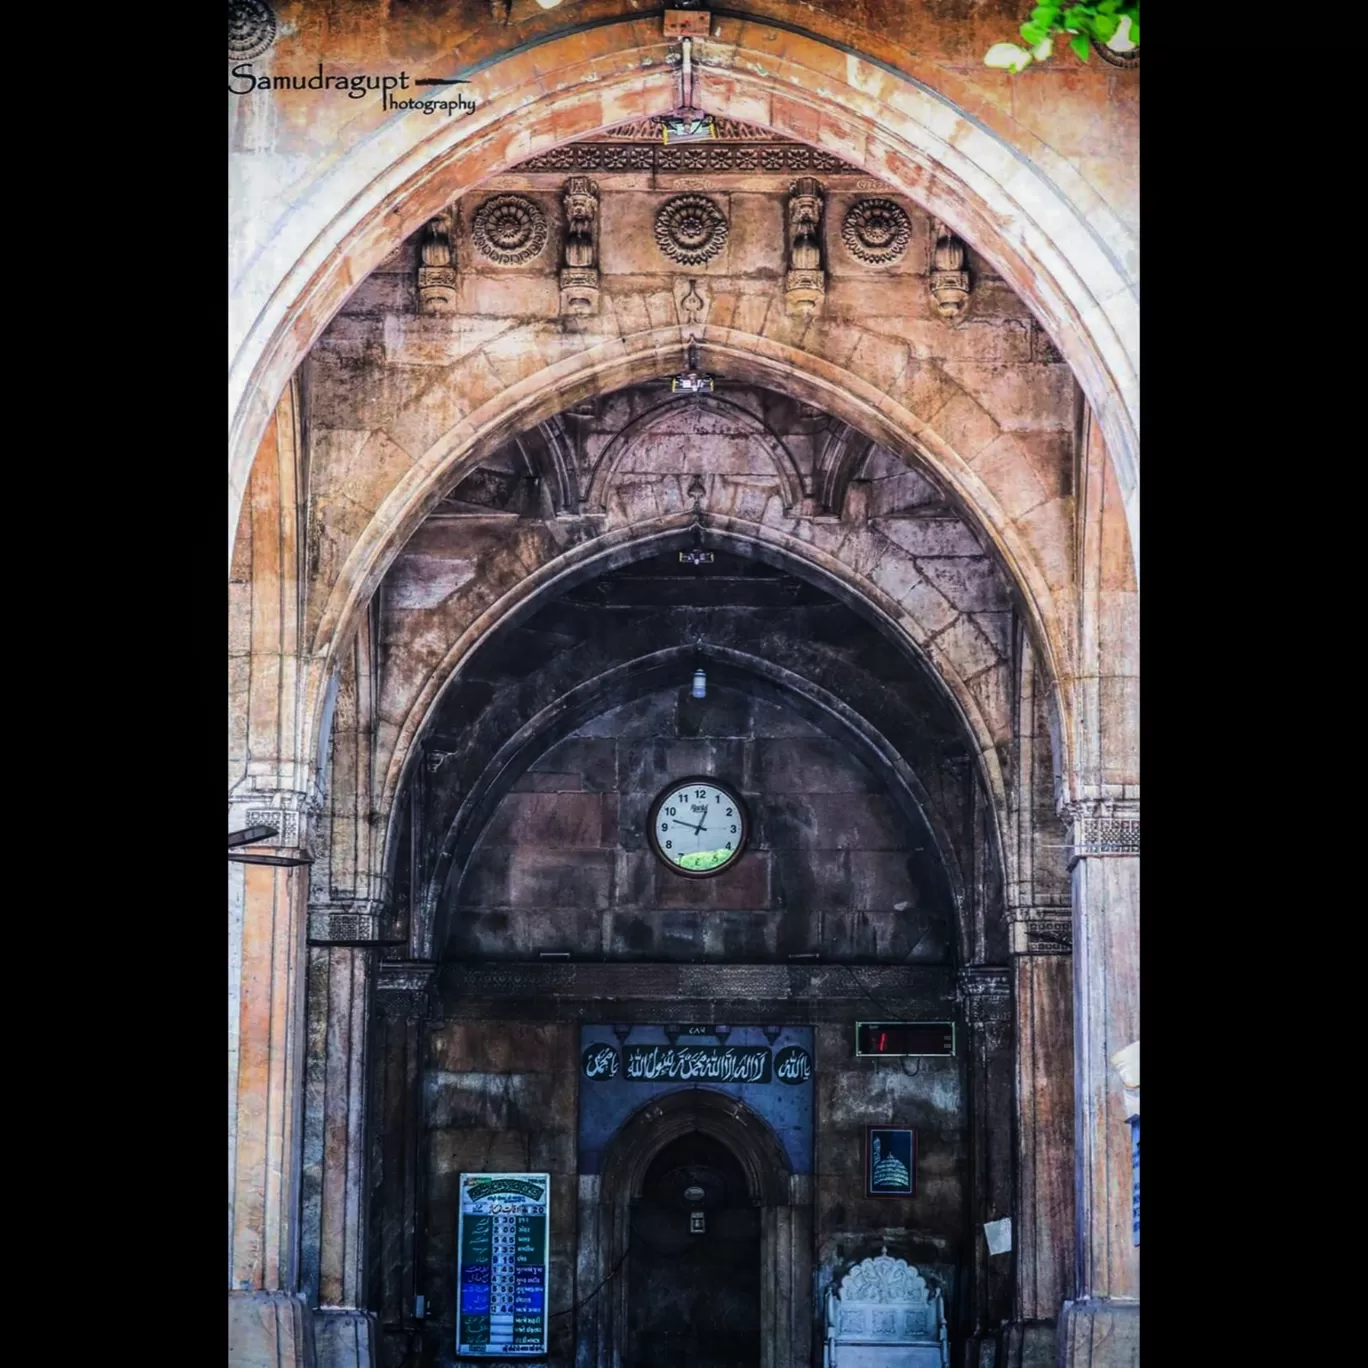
626;1130;762;1368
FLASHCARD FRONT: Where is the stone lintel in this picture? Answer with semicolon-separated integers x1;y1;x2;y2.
439;961;955;1022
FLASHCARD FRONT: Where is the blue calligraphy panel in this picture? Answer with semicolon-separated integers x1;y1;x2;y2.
577;1025;814;1175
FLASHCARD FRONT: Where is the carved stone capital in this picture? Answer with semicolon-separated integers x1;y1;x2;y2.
376;960;436;1018
1008;906;1073;956
957;966;1012;1024
1062;800;1140;867
229;787;322;856
307;900;391;946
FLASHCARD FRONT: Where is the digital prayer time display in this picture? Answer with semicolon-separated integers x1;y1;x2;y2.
855;1022;956;1057
456;1173;550;1358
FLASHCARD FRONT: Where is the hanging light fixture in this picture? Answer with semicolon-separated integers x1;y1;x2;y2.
691;664;707;699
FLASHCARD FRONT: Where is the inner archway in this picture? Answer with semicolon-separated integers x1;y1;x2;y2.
628;1130;761;1368
594;1088;808;1368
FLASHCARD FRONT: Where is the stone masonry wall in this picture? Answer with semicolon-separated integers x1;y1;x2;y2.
448;685;956;963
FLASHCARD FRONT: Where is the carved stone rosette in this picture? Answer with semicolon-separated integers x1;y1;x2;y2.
784;176;825;315
417;209;457;314
841;197;911;265
654;194;729;266
928;220;972;321
472;194;548;265
560;176;601;316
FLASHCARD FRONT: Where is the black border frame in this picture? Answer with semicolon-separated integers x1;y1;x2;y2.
865;1126;918;1198
646;775;750;878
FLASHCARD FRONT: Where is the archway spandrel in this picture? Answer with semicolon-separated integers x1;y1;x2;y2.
232;33;1138;582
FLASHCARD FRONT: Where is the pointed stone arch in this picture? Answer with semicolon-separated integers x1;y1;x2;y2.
582;392;807;515
229;20;1138;577
582;1088;811;1368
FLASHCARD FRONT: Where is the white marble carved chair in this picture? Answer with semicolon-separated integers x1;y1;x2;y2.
823;1248;949;1368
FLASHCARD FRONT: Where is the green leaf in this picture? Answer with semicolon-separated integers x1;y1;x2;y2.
1093;14;1119;39
1020;21;1047;43
1128;18;1139;43
1031;5;1062;24
1063;5;1094;27
1097;0;1121;12
1070;31;1092;60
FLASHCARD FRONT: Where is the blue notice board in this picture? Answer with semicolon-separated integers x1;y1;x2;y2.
577;1025;814;1175
456;1172;549;1358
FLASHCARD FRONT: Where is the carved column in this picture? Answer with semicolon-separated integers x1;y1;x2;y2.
371;963;437;1368
784;177;825;315
958;966;1014;1368
229;377;320;1368
417;209;457;314
1056;802;1139;1367
560;177;601;317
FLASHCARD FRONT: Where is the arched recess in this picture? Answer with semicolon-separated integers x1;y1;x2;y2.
299;334;1076;861
419;646;976;966
584;1088;810;1368
228;21;1138;576
582;392;807;514
376;518;1016;950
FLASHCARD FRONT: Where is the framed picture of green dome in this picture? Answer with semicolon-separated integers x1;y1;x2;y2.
865;1126;917;1198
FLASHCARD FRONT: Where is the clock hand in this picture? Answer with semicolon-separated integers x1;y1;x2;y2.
691;807;710;835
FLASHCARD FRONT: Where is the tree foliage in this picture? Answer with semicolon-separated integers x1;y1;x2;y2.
985;2;1139;73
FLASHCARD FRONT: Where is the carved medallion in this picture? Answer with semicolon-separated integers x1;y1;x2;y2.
472;195;549;265
841;198;912;265
228;0;277;59
654;194;729;266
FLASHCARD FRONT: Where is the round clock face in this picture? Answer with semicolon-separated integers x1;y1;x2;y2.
648;778;749;877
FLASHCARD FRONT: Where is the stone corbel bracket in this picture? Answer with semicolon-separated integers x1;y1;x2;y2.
560;177;601;317
928;219;972;322
785;177;826;316
417;207;457;315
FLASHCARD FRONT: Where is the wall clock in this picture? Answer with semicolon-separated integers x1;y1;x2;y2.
647;777;749;877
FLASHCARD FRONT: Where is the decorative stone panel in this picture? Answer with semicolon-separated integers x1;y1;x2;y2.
842;198;912;265
472;194;548;265
654;194;729;265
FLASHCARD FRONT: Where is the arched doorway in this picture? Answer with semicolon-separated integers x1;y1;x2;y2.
627;1130;761;1368
588;1088;813;1368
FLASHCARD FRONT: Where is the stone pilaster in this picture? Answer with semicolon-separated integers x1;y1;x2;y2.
229;377;325;1368
228;787;319;1365
1004;909;1074;1368
1058;800;1138;1367
371;962;437;1368
958;966;1014;1365
301;940;378;1368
